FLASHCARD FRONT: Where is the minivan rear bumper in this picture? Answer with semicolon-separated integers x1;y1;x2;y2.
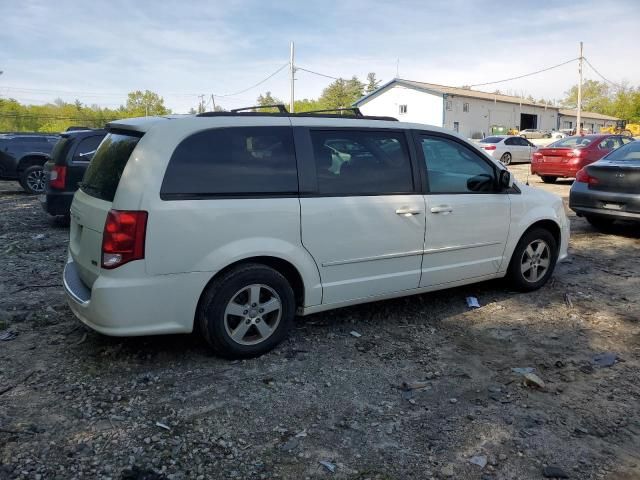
63;259;212;336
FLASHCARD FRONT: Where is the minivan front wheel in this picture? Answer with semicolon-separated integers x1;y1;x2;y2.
198;264;295;358
506;228;558;292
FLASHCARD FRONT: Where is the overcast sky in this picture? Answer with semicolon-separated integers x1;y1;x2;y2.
1;0;639;113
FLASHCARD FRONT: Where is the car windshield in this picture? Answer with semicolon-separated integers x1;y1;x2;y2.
549;137;593;148
480;137;502;143
603;141;640;161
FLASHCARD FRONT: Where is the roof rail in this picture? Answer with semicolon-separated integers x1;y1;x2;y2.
301;107;364;117
230;104;289;113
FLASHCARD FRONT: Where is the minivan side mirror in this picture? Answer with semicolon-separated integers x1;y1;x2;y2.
499;169;514;190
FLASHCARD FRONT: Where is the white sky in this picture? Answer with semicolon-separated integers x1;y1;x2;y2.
1;0;638;113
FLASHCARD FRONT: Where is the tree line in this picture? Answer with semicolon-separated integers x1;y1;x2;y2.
2;75;639;133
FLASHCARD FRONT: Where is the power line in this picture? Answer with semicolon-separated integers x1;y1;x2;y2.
583;57;625;89
467;57;579;88
214;63;289;98
296;67;340;80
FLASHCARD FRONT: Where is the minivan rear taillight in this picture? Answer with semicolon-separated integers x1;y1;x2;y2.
49;165;67;189
101;210;148;269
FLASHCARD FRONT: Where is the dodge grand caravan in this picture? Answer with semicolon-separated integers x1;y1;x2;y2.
64;110;569;357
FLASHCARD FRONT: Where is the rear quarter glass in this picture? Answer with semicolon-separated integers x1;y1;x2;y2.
80;132;143;202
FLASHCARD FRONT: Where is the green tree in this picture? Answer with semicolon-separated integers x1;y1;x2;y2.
125;90;169;116
318;76;365;110
256;91;284;112
561;80;612;113
365;72;381;94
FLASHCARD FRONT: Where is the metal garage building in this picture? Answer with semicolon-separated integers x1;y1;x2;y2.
354;78;618;138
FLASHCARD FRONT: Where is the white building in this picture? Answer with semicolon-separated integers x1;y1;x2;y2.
558;109;619;133
354;78;618;138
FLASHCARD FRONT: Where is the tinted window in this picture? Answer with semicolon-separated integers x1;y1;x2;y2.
50;137;72;163
481;137;503;143
81;132;142;202
604;141;640;161
310;130;413;195
504;137;518;146
516;137;532;147
73;135;104;162
161;127;297;198
420;136;496;193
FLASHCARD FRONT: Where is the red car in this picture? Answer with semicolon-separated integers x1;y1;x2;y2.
531;134;634;183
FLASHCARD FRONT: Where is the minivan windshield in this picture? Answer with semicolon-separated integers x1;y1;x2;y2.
81;132;142;202
603;141;640;161
549;136;593;148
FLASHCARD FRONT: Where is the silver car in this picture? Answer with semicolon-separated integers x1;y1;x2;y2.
519;129;550;139
477;135;537;165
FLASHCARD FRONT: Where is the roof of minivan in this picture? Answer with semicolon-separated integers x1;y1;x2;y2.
107;114;455;137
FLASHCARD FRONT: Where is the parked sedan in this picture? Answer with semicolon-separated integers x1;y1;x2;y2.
531;134;634;183
477;135;537;165
519;129;550;139
569;140;640;229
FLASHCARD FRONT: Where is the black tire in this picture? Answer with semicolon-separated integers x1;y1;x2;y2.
20;165;46;194
506;227;558;292
541;175;557;184
586;215;615;231
198;263;295;358
500;153;512;165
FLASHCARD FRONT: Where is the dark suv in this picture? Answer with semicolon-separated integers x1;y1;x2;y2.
41;129;106;217
0;133;59;193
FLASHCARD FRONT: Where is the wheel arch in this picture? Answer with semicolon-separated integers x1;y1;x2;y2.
195;256;307;322
522;219;561;250
17;154;49;172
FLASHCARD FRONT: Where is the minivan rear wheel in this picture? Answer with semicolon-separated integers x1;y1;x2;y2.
198;263;295;358
506;227;558;292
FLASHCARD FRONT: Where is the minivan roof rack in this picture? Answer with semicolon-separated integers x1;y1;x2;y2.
300;107;363;117
230;104;289;113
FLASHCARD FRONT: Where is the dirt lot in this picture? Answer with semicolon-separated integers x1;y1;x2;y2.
1;166;639;480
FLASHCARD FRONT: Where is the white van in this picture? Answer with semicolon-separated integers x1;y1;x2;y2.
64;110;569;357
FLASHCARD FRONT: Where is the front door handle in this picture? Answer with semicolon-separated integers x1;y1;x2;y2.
395;207;422;216
430;205;453;214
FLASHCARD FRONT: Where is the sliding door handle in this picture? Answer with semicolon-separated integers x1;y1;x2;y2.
430;205;453;214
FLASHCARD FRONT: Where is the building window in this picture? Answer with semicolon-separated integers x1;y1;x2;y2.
399;104;407;114
453;121;459;132
562;121;573;129
446;100;452;111
463;102;470;113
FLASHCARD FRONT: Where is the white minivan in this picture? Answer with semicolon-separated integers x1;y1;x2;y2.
64;111;569;357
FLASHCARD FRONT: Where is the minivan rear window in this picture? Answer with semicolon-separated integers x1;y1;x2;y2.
81;132;142;202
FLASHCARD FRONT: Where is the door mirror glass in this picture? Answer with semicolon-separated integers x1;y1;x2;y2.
499;169;513;190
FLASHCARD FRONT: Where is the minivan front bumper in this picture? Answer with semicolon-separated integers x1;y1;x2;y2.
63;259;211;336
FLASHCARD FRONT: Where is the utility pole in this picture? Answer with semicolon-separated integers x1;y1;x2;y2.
289;41;295;113
577;41;583;134
211;94;216;111
198;94;206;113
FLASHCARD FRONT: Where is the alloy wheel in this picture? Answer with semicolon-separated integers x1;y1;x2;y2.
520;239;551;283
223;284;282;346
26;169;46;193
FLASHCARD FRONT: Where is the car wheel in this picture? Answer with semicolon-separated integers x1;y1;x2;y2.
198;263;295;358
541;175;557;184
586;215;615;231
500;153;512;165
20;165;46;194
520;134;526;138
506;227;558;292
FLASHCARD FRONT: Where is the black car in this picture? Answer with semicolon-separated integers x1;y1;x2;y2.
41;129;106;217
569;140;640;229
0;133;59;193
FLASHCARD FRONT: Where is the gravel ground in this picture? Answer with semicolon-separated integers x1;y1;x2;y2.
1;166;639;480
